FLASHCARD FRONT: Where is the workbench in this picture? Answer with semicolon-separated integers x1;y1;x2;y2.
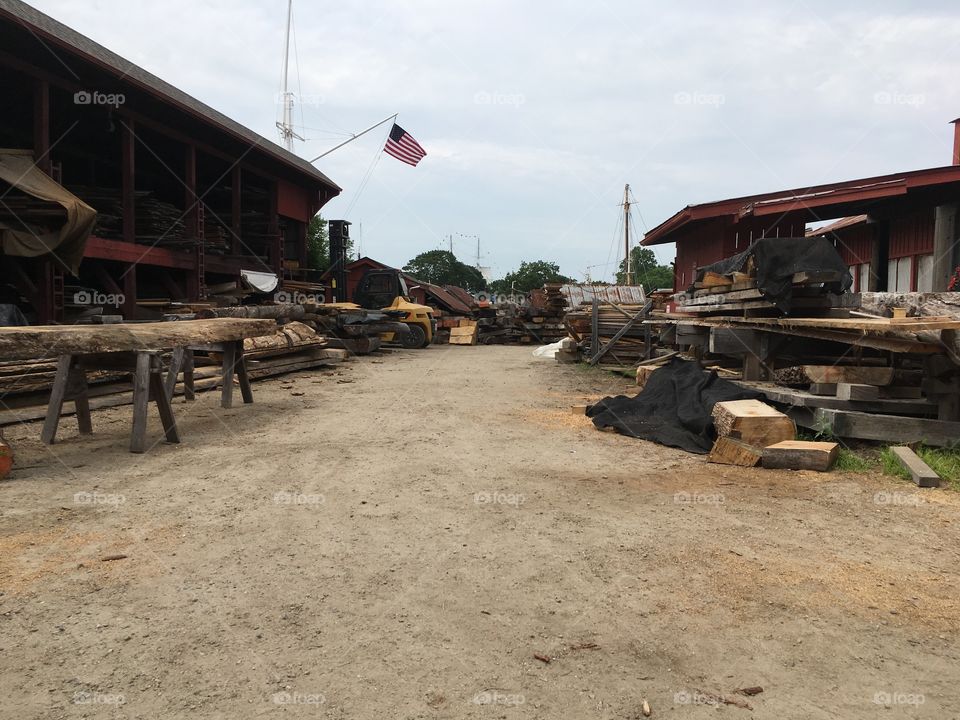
0;319;274;453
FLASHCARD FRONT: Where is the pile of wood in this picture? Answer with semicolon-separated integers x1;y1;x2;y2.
708;399;839;471
675;270;850;316
449;319;479;346
564;301;654;365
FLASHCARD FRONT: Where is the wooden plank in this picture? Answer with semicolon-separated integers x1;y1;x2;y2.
809;383;837;396
709;328;761;355
889;446;940;487
702;315;960;332
0;319;277;360
737;381;936;416
708;436;762;466
762;440;839;471
836;383;880;401
813;408;960;448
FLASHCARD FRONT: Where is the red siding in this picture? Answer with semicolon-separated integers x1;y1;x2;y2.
277;178;316;222
830;224;875;265
888;209;934;259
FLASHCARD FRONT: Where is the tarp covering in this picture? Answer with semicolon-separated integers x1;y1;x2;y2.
0;150;96;274
693;237;852;312
240;269;279;293
587;358;762;454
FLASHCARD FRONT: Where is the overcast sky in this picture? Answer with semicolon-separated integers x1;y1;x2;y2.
30;0;960;282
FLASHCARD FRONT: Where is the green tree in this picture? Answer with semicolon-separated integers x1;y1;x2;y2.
616;247;674;289
489;260;573;294
403;250;487;291
306;215;353;273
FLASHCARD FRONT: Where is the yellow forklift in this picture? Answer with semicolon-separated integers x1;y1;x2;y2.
326;220;434;348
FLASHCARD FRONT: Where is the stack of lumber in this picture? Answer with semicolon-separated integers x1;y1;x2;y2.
450;319;479;346
203;222;232;254
675;270;849;315
564;302;652;364
543;283;568;317
70;186;189;246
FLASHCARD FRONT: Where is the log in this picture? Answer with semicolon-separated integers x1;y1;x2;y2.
708;436;762;466
0;319;276;360
774;365;894;386
712;399;796;448
888;446;940;488
196;304;306;320
761;440;839;471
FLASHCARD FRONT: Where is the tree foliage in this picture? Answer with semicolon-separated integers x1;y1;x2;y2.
488;260;573;294
306;215;354;274
616;247;674;290
403;250;487;291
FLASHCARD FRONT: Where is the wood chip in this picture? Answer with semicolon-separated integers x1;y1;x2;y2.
737;686;763;696
533;653;551;664
100;554;128;562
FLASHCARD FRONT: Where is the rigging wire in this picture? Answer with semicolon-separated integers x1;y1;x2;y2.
343;129;388;217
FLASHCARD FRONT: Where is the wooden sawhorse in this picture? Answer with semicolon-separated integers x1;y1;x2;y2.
164;340;253;409
42;351;181;453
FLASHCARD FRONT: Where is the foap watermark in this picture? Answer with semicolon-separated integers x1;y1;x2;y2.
74;90;125;108
74;491;126;507
474;491;525;507
873;691;925;707
272;691;326;706
674;91;725;108
874;91;925;107
674;690;719;707
275;290;322;304
873;491;924;507
274;491;325;506
472;690;525;706
674;491;724;506
73;691;125;706
73;290;124;307
474;90;526;107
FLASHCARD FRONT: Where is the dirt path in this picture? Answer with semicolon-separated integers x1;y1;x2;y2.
1;345;958;719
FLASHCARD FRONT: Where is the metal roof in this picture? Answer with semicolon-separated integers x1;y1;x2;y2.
642;164;960;246
0;0;340;192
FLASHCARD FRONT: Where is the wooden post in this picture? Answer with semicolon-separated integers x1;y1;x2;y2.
130;352;152;453
41;355;73;444
184;144;198;239
933;203;959;292
590;297;599;358
220;341;237;408
231;166;242;255
33;79;50;174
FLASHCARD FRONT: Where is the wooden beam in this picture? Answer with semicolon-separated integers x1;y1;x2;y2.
811;408;960;449
32;78;50;174
889;446;940;487
231;165;242;255
762;440;839;472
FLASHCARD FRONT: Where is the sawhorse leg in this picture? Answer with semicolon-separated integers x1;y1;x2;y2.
41;355;93;444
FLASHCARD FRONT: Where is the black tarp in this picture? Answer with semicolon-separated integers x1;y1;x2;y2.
693;237;852;312
587;358;762;454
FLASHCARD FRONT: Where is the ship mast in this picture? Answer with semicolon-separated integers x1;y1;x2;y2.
277;0;304;152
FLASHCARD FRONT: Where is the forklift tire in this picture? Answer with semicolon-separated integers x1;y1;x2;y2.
400;324;427;349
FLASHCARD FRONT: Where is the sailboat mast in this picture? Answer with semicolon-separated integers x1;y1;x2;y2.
279;0;295;151
623;183;631;285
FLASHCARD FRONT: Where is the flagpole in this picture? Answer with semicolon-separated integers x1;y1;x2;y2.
308;113;398;162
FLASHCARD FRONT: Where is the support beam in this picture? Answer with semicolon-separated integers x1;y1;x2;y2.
121;118;136;244
32;79;50;174
933;203;959;292
231;166;242;255
184;144;198;239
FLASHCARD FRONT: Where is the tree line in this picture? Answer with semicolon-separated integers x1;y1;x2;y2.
307;217;674;293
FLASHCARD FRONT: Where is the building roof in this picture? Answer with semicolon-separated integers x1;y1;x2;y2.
0;0;340;193
806;214;869;236
642;164;960;246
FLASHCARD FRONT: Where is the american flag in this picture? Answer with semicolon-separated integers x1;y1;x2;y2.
384;123;427;166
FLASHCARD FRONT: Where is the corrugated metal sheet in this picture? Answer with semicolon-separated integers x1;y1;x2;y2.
888;209;935;259
561;284;647;308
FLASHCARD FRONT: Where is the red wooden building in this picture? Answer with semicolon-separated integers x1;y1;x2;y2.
0;0;340;322
643;121;960;293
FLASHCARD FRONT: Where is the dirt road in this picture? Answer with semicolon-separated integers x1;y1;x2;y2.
1;345;958;719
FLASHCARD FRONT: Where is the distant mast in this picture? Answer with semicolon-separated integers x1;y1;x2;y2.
277;0;303;152
622;184;632;285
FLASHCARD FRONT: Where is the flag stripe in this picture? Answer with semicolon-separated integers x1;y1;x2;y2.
383;123;426;166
